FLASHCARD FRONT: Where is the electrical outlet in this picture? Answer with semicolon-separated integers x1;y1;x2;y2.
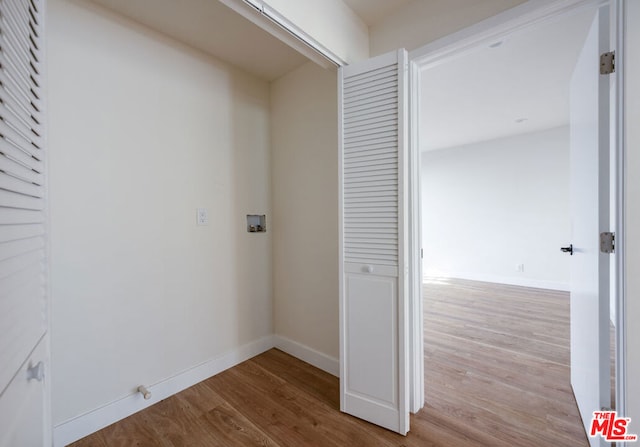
196;208;209;226
516;264;525;273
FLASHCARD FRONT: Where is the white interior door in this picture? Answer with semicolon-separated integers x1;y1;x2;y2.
569;6;611;446
339;49;409;435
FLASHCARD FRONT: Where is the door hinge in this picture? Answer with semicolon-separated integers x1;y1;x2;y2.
600;232;615;254
600;51;615;75
420;248;423;259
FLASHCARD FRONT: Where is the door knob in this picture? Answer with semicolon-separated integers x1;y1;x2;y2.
560;244;573;255
27;361;44;382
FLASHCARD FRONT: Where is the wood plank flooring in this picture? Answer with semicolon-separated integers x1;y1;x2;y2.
422;278;588;447
71;279;588;447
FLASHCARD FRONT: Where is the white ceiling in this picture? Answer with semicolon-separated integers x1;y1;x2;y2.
85;0;419;80
86;0;309;81
420;8;596;151
82;0;596;148
342;0;413;26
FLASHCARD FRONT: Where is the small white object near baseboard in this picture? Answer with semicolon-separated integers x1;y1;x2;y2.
53;336;274;447
53;335;339;446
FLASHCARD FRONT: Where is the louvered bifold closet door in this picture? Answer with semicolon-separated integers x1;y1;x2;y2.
339;49;409;435
0;0;46;397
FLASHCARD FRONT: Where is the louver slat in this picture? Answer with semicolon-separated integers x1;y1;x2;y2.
0;153;43;184
343;77;397;100
344;95;397;115
0;137;44;169
342;60;399;266
343;64;396;88
345;137;397;151
0;0;46;397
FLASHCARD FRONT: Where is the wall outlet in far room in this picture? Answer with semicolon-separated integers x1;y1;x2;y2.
196;208;209;226
516;264;525;273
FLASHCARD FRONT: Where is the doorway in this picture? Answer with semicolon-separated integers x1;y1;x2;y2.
411;3;619;444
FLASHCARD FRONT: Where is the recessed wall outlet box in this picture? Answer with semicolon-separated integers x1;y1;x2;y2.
247;214;266;233
197;208;209;226
516;264;525;272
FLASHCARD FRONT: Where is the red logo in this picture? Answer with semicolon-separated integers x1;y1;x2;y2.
590;411;638;442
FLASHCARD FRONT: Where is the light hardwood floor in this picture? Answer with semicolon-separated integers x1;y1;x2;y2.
71;279;588;446
422;278;588;447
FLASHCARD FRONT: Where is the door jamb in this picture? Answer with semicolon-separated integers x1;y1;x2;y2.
407;58;424;414
612;0;626;424
406;0;627;423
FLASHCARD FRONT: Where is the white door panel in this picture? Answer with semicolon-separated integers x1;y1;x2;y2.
569;5;611;446
345;273;397;405
0;0;49;445
0;337;47;447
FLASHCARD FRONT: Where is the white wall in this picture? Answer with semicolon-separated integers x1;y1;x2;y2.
48;0;272;426
421;127;570;290
262;0;369;63
625;0;640;434
270;62;339;361
369;0;526;56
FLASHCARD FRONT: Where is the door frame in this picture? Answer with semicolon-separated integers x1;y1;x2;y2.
406;0;627;423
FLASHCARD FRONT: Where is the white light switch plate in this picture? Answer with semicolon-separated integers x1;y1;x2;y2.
196;208;209;226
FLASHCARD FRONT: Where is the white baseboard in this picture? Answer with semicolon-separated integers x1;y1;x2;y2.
273;335;339;377
424;270;570;292
53;336;274;447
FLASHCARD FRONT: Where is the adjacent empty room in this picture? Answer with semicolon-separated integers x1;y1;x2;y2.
418;7;613;445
